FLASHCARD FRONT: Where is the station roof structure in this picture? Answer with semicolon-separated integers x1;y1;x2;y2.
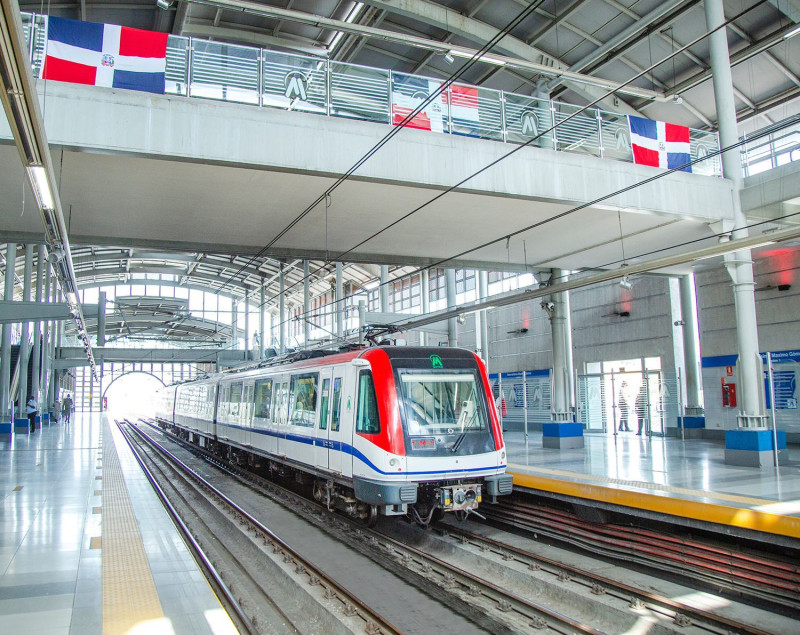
3;0;800;347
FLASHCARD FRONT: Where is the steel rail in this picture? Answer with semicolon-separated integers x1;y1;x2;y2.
115;419;257;634
440;522;779;635
123;419;403;635
487;501;800;604
501;503;799;595
137;417;606;635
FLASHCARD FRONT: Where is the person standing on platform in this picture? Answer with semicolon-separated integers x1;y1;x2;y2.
26;396;38;433
635;386;647;436
617;382;630;432
62;394;74;425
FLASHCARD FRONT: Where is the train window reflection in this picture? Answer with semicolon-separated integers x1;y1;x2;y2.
320;378;330;430
290;373;318;427
332;377;342;432
398;371;486;436
356;371;380;434
254;379;273;419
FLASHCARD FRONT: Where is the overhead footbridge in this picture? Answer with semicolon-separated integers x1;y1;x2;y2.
0;23;749;272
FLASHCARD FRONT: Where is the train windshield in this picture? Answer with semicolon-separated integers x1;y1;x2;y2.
398;370;487;436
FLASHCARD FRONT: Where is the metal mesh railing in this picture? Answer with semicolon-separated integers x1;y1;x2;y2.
23;12;723;177
741;116;800;177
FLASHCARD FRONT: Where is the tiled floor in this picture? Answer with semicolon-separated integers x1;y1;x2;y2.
0;413;237;635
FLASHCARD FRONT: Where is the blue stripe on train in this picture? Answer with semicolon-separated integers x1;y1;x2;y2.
213;420;504;477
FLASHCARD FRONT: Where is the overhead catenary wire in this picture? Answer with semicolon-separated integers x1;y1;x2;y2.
215;0;548;294
231;0;771;329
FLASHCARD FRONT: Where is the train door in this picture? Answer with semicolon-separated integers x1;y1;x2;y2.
242;382;254;447
315;369;333;470
328;372;345;475
336;365;357;479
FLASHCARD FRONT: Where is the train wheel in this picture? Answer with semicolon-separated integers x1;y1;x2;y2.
365;505;379;528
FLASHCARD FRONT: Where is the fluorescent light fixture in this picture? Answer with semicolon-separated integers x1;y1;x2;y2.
444;53;455;64
784;25;800;40
156;0;173;10
448;49;506;66
26;165;55;210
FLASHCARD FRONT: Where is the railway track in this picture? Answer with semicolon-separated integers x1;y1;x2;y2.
117;419;404;635
129;417;791;634
481;496;800;611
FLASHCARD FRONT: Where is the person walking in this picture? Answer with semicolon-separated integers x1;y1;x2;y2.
26;396;38;433
635;386;647;436
617;382;630;432
62;394;74;425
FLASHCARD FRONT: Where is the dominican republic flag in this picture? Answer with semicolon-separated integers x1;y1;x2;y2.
628;115;692;172
449;84;480;137
42;17;168;94
391;75;445;132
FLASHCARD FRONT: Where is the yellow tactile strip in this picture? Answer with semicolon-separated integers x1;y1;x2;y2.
509;469;800;540
102;423;165;634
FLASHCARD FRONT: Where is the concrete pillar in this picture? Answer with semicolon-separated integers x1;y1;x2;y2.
335;262;344;339
680;275;704;414
17;245;34;420
1;243;17;428
546;269;574;422
259;284;266;360
445;269;457;347
31;246;44;406
705;0;766;431
244;290;250;359
279;265;286;354
97;291;107;347
380;265;389;312
478;271;489;366
542;269;583;448
303;260;310;346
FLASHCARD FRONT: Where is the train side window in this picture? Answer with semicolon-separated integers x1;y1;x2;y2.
230;382;243;418
290;373;318;427
219;384;229;419
356;370;380;435
254;379;273;419
243;384;254;423
276;381;290;424
331;377;342;432
319;378;330;430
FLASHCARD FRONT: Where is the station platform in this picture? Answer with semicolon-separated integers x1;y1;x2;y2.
505;431;800;541
0;412;236;635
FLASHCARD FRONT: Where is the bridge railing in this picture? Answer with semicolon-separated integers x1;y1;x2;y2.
740;116;800;177
23;13;722;177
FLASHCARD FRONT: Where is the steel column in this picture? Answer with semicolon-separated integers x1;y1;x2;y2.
244;290;250;359
17;245;33;419
259;284;265;360
420;269;430;346
446;269;457;347
547;268;573;421
335;262;343;339
31;246;44;405
479;271;489;371
303;260;310;346
279;264;286;354
97;291;107;347
380;265;389;312
1;243;17;422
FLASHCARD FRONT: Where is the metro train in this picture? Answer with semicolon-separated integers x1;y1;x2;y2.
155;345;513;525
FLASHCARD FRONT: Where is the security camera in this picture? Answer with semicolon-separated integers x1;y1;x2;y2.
541;301;555;312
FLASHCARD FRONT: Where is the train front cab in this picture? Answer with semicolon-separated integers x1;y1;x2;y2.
350;347;513;522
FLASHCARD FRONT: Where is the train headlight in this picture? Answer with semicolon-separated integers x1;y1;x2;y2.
501;451;506;461
389;458;399;467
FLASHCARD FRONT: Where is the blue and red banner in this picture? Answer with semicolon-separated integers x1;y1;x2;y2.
42;16;168;94
628;115;692;172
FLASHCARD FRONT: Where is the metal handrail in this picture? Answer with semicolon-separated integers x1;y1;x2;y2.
740;116;800;176
23;12;723;177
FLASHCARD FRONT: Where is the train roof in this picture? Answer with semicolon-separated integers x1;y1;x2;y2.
163;345;481;388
